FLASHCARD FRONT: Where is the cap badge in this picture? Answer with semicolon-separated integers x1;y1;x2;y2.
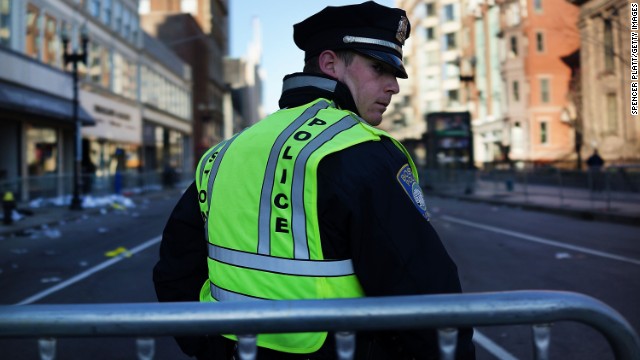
396;16;408;44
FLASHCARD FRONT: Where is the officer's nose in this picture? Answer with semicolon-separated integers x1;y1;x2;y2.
386;76;400;95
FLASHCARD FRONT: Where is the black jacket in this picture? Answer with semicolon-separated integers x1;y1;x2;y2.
153;73;475;360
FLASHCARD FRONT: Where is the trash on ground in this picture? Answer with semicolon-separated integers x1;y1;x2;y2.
555;252;572;260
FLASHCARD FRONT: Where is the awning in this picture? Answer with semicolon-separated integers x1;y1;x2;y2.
0;81;95;126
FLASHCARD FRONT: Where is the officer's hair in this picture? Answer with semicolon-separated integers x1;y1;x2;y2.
303;50;355;74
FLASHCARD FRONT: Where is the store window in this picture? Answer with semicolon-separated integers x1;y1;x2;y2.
25;3;41;59
26;125;58;176
0;0;11;47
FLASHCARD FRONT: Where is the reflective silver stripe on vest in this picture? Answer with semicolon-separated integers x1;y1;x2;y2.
209;243;355;276
203;132;242;243
258;100;330;255
210;281;263;302
282;75;337;93
291;116;358;259
198;141;226;189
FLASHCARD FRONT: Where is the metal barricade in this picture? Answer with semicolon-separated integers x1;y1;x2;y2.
0;291;638;360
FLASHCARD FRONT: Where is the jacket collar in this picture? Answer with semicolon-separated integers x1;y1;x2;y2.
278;73;359;116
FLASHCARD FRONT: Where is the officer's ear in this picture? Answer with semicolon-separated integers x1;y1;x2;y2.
318;50;342;79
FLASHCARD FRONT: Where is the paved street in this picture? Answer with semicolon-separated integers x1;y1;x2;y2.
0;187;638;359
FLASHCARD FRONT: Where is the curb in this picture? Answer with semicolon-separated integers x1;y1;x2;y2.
434;193;640;228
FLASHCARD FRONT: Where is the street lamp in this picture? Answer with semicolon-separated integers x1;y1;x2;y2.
61;24;89;210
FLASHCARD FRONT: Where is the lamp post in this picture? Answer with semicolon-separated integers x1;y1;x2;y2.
61;25;89;210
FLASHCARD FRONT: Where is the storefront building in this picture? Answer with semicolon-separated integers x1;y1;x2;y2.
0;0;192;200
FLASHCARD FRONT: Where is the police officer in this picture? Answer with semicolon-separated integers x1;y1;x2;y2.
153;2;475;359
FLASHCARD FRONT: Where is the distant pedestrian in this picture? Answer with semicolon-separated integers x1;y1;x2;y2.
586;149;604;170
586;149;605;191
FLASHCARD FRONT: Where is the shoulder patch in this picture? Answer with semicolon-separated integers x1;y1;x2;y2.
396;164;430;220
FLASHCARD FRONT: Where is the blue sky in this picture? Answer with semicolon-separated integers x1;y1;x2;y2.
229;1;394;114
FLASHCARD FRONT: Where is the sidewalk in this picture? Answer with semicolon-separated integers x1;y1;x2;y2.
0;186;186;238
434;183;640;227
2;183;639;239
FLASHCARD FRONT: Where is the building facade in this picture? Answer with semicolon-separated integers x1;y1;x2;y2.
465;0;506;168
496;0;580;168
570;0;639;165
385;0;582;169
141;0;229;162
0;0;192;200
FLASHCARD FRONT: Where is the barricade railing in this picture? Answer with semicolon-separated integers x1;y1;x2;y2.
0;291;638;360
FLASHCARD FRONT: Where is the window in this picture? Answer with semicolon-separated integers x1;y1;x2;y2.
426;50;439;66
112;1;122;32
443;4;455;22
88;0;100;18
540;78;550;103
122;7;130;39
102;0;111;25
606;93;618;133
425;3;435;17
447;89;459;106
604;19;614;72
130;15;139;43
26;125;58;176
534;0;542;12
42;14;58;66
425;27;435;41
88;42;108;86
536;32;544;53
539;121;548;144
444;32;456;50
25;3;40;59
509;36;518;57
425;74;438;90
0;0;11;47
444;61;459;79
512;81;519;102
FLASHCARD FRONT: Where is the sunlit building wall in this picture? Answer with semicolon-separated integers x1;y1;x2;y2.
384;0;465;142
570;0;639;165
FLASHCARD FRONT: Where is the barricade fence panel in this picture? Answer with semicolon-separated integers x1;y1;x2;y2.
0;291;638;360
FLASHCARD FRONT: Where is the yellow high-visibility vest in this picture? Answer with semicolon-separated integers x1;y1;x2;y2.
195;99;418;353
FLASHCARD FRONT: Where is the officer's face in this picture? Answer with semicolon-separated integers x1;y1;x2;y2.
336;54;400;126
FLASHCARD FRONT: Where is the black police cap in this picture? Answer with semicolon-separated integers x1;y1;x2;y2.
293;1;411;78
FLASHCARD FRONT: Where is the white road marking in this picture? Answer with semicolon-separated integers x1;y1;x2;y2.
441;215;640;266
16;235;161;305
473;330;519;360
